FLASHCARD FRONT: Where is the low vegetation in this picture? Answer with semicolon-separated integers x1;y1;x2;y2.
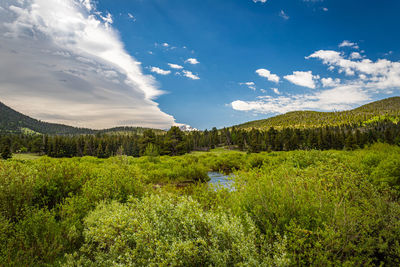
1;143;400;266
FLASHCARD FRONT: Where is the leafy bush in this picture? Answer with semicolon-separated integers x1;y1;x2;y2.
229;148;400;265
2;208;64;266
65;194;283;266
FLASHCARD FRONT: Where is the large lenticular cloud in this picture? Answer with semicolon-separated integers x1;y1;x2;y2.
0;0;175;129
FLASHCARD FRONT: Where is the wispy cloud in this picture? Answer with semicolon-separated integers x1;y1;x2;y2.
168;63;184;69
339;40;359;49
0;0;176;129
240;82;256;90
182;70;200;80
271;88;281;95
128;13;136;22
279;10;289;20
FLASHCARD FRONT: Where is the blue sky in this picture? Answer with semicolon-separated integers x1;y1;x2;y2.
0;0;399;129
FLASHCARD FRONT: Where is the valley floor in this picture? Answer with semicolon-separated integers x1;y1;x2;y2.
1;143;400;266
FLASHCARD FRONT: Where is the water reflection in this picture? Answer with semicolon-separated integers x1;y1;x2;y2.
208;172;234;191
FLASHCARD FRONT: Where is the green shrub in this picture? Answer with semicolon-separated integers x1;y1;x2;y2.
65;194;284;266
229;149;400;265
5;208;65;266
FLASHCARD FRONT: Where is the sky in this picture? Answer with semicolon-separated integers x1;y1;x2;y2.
0;0;399;130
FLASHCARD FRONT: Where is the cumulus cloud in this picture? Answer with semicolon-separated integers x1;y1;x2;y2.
150;67;171;75
182;70;200;80
284;71;319;89
185;58;200;65
231;84;369;114
0;0;176;129
255;68;280;83
240;82;256;90
168;63;183;69
350;52;363;59
339;40;359;49
321;77;341;87
232;46;400;115
253;0;267;3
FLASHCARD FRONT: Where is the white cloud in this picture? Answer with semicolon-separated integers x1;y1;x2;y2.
279;10;289;20
253;0;267;3
271;88;281;94
231;47;400;116
182;70;200;80
321;77;341;87
339;40;359;49
350;52;362;59
80;0;92;11
322;7;328;11
284;71;319;89
185;58;200;65
255;68;280;83
98;12;113;25
240;82;256;90
231;84;369;114
168;63;183;69
0;0;176;129
307;50;400;87
162;42;169;47
128;13;136;22
150;67;171;75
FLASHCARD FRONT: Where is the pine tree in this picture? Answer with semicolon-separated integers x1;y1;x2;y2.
1;144;12;159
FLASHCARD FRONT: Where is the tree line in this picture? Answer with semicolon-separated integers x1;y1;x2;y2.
1;120;400;159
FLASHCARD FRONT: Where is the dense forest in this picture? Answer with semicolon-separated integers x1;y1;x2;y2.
1;120;399;159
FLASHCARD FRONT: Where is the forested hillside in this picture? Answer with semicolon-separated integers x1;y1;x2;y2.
0;102;163;135
236;97;400;130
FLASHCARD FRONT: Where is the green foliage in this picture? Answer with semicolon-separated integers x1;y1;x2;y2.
227;144;400;265
3;207;65;266
0;145;400;265
65;194;274;266
1;144;11;159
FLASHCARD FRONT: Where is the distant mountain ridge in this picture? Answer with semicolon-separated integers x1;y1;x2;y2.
1;97;400;135
0;102;163;135
234;97;400;130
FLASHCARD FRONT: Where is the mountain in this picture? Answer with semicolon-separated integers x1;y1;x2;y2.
0;102;163;135
178;124;198;132
234;97;400;130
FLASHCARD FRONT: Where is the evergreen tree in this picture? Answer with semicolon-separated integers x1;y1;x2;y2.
1;144;12;159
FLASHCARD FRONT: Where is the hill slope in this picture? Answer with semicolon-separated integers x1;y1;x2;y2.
0;102;163;135
235;97;400;130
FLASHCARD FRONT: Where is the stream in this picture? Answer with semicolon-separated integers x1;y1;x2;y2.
208;172;234;191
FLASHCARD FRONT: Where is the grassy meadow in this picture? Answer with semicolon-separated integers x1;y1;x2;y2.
1;143;400;266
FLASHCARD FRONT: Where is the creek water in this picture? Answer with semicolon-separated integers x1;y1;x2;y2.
208;172;234;191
